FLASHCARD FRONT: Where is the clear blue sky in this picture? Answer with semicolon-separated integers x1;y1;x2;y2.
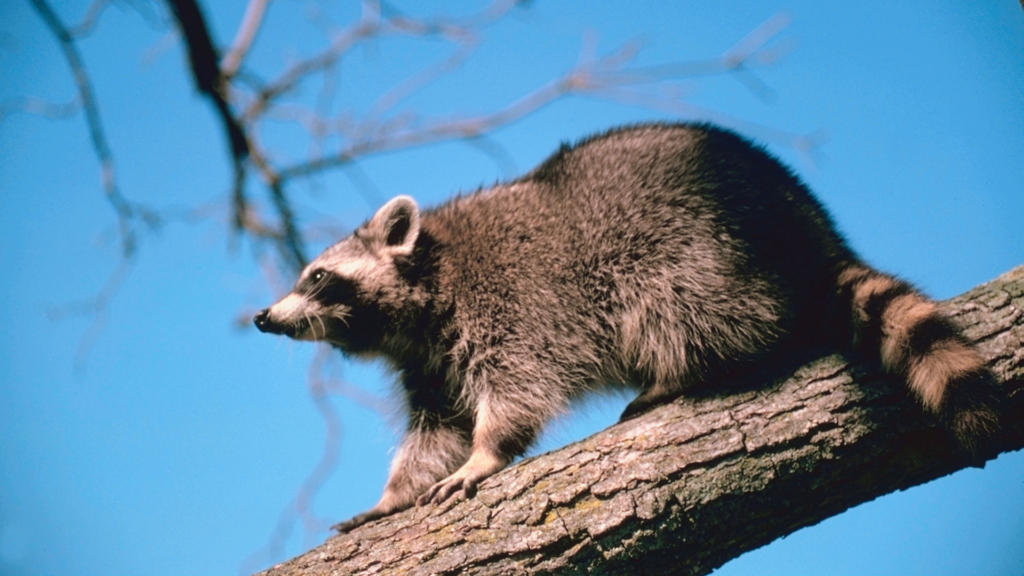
1;1;1022;574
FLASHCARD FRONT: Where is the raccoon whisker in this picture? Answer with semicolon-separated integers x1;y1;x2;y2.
308;313;322;340
330;310;350;328
303;310;317;339
315;314;328;340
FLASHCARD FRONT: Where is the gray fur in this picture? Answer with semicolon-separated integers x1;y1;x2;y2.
254;123;999;533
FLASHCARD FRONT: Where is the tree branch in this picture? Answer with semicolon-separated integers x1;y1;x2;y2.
29;0;138;256
158;4;808;281
163;0;312;269
270;12;804;181
164;0;250;160
257;265;1024;576
220;0;269;78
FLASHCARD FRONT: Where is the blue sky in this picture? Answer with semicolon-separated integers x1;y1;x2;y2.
1;1;1022;574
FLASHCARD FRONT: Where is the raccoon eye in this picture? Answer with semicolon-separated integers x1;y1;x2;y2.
311;269;326;283
309;272;358;305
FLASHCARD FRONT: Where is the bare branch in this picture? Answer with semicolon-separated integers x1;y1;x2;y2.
380;0;525;32
243;0;523;121
240;345;391;575
246;145;308;268
277;79;566;179
0;95;80;127
29;0;139;257
722;12;792;67
204;6;809;284
339;162;387;208
163;0;292;270
268;178;308;269
140;29;180;68
242;8;376;121
361;28;479;125
68;0;117;38
372;0;529;102
587;86;822;157
221;0;270;78
271;12;802;181
463;135;519;178
46;197;226;372
598;14;790;86
47;259;134;375
165;0;250;160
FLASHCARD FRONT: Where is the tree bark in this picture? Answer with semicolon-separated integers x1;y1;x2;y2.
259;266;1024;576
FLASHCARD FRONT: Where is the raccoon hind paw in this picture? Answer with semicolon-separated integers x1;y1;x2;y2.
332;508;389;533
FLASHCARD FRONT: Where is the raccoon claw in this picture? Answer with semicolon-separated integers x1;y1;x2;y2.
418;452;506;506
417;474;478;506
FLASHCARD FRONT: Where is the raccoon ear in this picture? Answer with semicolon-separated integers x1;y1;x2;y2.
369;195;420;254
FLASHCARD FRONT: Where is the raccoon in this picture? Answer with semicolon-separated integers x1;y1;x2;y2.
254;123;999;533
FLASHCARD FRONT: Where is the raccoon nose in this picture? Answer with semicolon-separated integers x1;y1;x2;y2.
254;309;281;334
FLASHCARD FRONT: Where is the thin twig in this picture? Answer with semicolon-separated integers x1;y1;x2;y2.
246;145;308;269
243;11;375;120
463;135;519;178
340;162;386;207
268;177;308;269
361;28;479;126
277;79;566;179
140;29;180;68
0;95;80;127
244;0;522;121
221;0;269;78
29;0;138;257
272;13;799;181
590;85;826;163
47;259;135;375
69;0;116;38
238;346;390;574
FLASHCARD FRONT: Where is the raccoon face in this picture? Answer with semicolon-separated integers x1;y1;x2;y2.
254;196;421;353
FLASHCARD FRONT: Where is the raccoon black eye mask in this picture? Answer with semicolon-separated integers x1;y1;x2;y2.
255;122;999;533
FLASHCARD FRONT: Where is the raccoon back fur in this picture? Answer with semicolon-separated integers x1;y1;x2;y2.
254;123;999;533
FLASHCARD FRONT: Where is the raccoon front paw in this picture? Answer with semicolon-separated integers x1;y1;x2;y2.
416;451;508;506
417;472;479;506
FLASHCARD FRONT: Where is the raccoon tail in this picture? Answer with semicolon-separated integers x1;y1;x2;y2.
836;263;1000;452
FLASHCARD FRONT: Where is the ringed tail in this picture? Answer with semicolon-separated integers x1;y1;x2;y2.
837;264;1000;452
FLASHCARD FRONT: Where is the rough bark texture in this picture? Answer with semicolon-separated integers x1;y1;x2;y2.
259;266;1024;576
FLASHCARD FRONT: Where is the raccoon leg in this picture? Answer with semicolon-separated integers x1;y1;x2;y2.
333;412;471;532
417;391;544;505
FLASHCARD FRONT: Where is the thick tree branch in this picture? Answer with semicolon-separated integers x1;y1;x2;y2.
258;265;1024;576
164;0;249;159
